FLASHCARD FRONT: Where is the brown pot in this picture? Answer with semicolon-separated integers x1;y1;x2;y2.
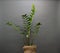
23;45;37;53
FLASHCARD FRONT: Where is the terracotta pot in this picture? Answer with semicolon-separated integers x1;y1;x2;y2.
23;45;37;53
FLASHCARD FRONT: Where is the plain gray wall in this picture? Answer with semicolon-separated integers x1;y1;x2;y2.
57;1;60;53
0;0;59;53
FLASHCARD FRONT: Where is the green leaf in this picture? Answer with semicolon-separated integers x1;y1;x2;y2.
12;25;20;31
36;22;42;26
6;21;20;31
6;22;13;26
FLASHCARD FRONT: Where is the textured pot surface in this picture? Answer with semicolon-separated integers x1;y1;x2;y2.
23;45;37;53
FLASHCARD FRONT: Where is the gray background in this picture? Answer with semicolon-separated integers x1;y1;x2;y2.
0;0;60;53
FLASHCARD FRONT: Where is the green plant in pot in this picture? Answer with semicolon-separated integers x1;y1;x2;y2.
6;4;41;53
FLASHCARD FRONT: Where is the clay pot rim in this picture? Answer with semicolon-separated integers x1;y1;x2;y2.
23;45;37;49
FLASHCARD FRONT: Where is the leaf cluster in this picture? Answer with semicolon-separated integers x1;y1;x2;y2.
6;4;42;45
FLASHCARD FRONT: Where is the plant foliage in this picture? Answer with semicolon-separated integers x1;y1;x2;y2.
6;4;42;46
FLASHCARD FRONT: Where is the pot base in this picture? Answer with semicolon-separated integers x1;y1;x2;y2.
23;45;37;53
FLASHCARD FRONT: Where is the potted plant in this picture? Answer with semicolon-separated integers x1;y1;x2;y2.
6;4;41;53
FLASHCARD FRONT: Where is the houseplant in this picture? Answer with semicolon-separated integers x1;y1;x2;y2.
6;4;41;53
